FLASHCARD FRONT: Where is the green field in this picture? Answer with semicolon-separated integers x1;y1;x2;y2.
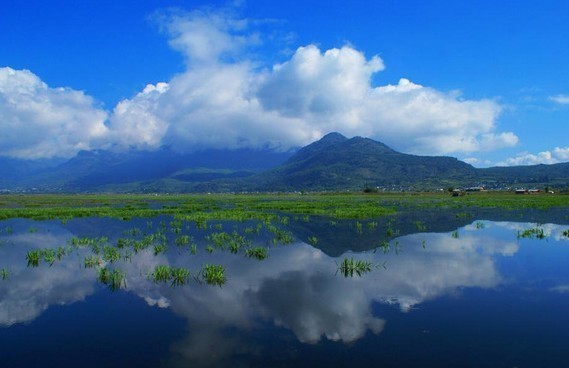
0;192;568;221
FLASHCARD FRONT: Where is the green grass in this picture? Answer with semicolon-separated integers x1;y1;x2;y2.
245;247;268;260
517;226;547;239
201;264;226;286
338;257;374;277
97;267;126;291
1;268;9;280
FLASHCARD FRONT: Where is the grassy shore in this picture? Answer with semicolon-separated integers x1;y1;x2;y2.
0;192;567;221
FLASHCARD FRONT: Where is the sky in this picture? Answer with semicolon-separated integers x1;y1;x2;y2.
1;0;568;167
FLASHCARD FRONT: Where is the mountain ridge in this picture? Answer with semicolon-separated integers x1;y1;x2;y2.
1;132;568;192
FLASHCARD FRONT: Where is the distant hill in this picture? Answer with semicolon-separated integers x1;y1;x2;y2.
248;133;477;191
3;148;293;192
1;132;568;192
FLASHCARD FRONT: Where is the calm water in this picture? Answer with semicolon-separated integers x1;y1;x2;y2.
1;212;569;367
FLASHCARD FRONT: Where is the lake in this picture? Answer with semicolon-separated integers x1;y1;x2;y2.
1;203;569;367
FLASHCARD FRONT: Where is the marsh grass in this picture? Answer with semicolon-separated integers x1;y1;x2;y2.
1;268;9;280
337;257;374;277
451;230;459;239
414;221;427;231
245;247;268;260
517;226;546;239
102;246;121;263
201;264;226;286
97;267;126;291
308;236;318;246
84;255;102;268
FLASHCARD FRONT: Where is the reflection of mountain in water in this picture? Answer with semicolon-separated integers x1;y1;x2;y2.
288;207;569;256
2;216;569;367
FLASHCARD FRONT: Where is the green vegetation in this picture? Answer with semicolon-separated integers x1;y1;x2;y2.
97;267;126;291
201;264;226;286
245;247;268;260
517;226;547;240
150;265;192;286
1;268;9;280
6;192;569;293
338;257;374;277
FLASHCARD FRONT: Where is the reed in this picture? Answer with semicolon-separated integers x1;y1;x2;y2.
201;264;226;286
245;247;268;260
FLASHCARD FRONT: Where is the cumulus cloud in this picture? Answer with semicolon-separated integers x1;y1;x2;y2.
497;146;569;166
1;8;517;159
107;9;514;156
549;94;569;105
0;67;108;159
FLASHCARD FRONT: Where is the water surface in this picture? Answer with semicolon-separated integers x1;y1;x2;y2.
1;213;569;367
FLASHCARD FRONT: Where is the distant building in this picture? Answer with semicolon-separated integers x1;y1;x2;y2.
465;186;485;192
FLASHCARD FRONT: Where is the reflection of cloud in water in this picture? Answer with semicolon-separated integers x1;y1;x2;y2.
550;285;569;293
490;221;569;242
252;270;385;343
0;224;95;327
124;227;521;365
3;219;552;366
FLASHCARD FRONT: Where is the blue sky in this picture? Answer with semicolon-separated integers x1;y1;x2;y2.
1;0;568;166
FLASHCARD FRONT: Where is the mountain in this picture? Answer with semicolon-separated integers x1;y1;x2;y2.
3;148;294;192
2;133;568;192
248;133;477;191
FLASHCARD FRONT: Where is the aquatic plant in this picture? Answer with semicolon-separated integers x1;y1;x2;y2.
151;265;172;283
97;267;126;291
201;264;226;286
245;247;268;260
153;243;168;256
84;255;102;268
308;236;318;246
451;230;460;239
475;221;485;229
367;221;378;230
414;221;427;231
386;225;399;237
563;229;569;238
26;250;40;267
338;257;374;277
1;268;9;280
170;267;191;286
102;246;121;263
517;226;546;239
355;221;363;234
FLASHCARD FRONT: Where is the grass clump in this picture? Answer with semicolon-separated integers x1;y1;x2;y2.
245;247;268;260
1;268;9;280
338;257;374;277
517;226;546;239
201;264;226;286
97;267;126;291
150;265;192;286
84;255;102;268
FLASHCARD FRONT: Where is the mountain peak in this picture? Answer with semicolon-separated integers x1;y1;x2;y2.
320;132;348;143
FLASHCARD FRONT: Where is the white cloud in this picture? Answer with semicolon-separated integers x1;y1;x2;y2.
0;67;109;159
108;9;514;156
497;146;569;166
1;8;518;159
549;94;569;105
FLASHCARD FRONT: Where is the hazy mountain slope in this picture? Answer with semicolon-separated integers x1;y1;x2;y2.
250;133;477;190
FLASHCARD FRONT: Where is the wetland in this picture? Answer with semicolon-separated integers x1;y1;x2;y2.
1;192;569;367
